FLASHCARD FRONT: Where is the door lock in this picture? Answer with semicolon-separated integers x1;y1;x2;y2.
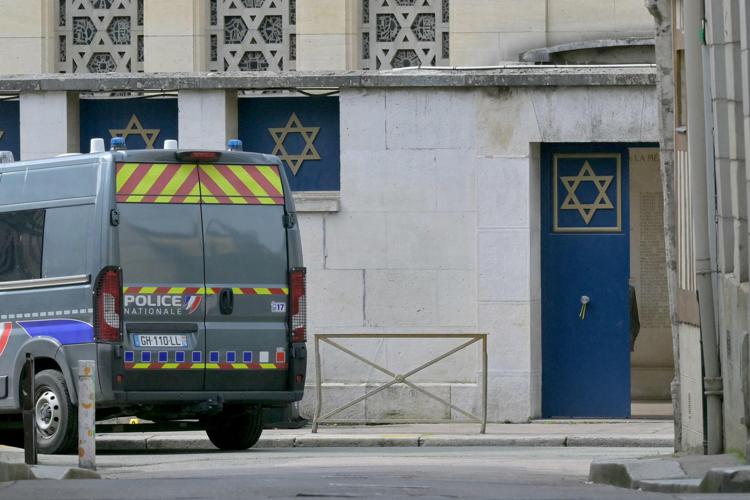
579;296;590;320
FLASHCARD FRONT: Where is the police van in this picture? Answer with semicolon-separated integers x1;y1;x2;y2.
0;139;306;454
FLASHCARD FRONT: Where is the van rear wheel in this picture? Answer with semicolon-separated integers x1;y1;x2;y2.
34;370;78;454
205;407;263;450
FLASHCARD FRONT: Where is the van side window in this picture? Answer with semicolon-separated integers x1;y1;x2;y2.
0;209;45;282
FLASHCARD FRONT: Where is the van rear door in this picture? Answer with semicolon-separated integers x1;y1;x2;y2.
117;162;206;392
197;164;289;391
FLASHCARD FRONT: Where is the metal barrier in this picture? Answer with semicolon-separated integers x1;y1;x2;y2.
312;333;488;434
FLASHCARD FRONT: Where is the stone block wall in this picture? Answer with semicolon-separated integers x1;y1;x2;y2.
300;84;658;423
701;0;750;456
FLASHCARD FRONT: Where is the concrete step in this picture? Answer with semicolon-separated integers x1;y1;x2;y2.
589;454;750;493
0;461;99;481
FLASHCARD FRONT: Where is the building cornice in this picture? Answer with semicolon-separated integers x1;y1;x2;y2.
0;66;656;93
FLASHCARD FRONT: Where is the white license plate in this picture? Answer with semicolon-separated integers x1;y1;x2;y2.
133;335;187;348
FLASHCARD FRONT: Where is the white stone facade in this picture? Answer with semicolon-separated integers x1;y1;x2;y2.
0;0;655;74
297;84;659;422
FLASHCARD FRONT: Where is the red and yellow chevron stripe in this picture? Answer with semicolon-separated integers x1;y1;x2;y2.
117;163;200;204
231;287;289;295
198;165;284;205
124;362;288;370
122;286;288;295
116;163;285;205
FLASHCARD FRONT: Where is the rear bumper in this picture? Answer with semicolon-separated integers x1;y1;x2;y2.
105;390;304;405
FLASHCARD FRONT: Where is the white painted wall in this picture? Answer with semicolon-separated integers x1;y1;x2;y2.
20;91;79;160
299;84;659;422
178;90;238;150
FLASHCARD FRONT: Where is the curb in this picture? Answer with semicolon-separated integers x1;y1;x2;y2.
589;457;685;489
0;461;100;482
295;435;421;447
566;435;673;447
95;433;673;451
419;435;566;447
0;462;35;482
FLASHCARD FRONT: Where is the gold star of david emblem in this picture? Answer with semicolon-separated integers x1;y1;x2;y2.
268;113;321;175
559;161;614;224
109;114;160;149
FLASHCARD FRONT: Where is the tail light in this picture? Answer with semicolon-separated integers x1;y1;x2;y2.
93;266;123;342
289;267;307;343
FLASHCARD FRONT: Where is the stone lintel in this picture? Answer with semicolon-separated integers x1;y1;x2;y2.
0;66;656;93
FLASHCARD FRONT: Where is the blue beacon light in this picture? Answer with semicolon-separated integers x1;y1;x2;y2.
110;137;126;151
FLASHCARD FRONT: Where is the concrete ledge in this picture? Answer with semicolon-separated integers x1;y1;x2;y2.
30;465;101;480
0;462;100;481
0;462;35;481
0;67;656;93
589;454;746;493
257;436;297;448
589;457;684;489
90;431;672;450
637;478;702;493
700;466;750;493
60;467;101;480
567;434;673;447
294;434;421;447
419;435;566;447
293;191;340;212
145;435;215;450
97;434;149;451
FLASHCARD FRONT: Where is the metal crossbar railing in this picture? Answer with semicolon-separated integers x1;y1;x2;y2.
312;333;488;434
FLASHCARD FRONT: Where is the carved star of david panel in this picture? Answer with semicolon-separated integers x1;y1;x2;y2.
268;112;320;175
362;0;449;70
553;154;622;233
56;0;143;73
209;0;295;72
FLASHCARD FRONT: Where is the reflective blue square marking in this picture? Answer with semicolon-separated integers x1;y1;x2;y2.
175;351;185;363
209;351;219;363
158;351;168;363
243;351;252;363
141;351;151;363
227;351;236;363
192;351;201;362
124;351;134;362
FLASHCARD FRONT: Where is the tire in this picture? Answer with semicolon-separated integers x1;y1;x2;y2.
34;370;78;454
205;407;263;450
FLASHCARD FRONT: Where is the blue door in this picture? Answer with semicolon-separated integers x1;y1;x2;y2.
541;144;630;418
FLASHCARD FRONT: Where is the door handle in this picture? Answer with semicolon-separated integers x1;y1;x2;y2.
579;295;590;320
219;288;234;315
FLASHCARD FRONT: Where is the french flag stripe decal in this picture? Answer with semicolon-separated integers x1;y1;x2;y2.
0;322;11;357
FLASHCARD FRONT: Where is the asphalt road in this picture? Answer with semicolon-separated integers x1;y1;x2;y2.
1;447;747;499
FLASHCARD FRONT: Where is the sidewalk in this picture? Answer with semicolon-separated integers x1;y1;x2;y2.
95;420;675;451
1;420;673;481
